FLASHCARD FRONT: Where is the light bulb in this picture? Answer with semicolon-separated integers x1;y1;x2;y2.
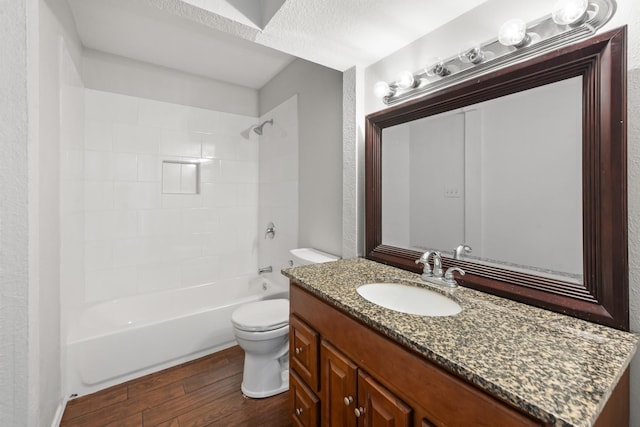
425;59;450;78
396;71;416;90
498;19;530;48
458;43;485;65
552;0;589;26
373;81;394;98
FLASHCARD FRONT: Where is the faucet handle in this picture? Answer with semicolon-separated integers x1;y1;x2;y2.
265;222;276;239
415;251;433;278
431;251;443;278
444;267;465;286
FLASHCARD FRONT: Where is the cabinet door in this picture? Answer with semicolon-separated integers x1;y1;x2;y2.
291;371;320;427
356;371;412;427
321;340;358;427
291;315;320;391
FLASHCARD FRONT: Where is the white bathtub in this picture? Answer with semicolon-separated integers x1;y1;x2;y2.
65;275;288;397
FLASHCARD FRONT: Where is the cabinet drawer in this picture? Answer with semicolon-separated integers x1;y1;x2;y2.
291;371;320;427
291;315;320;391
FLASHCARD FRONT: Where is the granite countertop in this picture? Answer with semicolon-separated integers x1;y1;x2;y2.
282;257;639;427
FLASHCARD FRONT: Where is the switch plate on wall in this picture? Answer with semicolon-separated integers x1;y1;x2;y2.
443;187;461;198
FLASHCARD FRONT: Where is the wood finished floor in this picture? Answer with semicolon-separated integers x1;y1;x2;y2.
60;346;292;427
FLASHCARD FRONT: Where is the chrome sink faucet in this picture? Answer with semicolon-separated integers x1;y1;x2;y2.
415;251;443;279
415;251;465;287
415;251;433;280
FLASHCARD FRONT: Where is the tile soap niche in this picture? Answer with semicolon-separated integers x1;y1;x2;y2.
162;160;200;194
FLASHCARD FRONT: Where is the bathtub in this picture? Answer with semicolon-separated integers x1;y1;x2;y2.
65;275;288;397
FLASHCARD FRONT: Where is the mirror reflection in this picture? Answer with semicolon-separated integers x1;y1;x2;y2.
381;77;583;284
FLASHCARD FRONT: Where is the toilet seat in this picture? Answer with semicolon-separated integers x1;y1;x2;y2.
231;299;289;332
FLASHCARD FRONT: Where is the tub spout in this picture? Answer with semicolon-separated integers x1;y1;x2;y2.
258;266;273;274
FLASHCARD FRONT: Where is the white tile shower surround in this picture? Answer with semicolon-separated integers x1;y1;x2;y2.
80;89;261;302
258;95;299;289
60;56;87;314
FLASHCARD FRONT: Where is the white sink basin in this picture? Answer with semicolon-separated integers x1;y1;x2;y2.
356;282;461;317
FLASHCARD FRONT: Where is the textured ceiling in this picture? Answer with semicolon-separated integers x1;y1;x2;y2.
181;0;287;29
67;0;488;89
67;0;294;89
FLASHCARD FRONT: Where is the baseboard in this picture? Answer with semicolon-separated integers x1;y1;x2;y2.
51;398;67;427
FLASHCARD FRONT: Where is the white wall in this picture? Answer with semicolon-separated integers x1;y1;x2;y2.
478;79;582;275
361;0;640;424
258;95;299;288
83;49;259;117
408;113;466;251
30;0;85;425
342;66;364;259
620;2;640;424
0;0;31;424
259;58;343;257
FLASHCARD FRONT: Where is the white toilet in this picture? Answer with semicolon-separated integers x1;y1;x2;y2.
231;299;290;398
231;247;339;398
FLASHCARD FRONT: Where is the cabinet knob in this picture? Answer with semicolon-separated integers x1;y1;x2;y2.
343;396;353;406
295;408;303;415
295;347;303;354
354;407;365;417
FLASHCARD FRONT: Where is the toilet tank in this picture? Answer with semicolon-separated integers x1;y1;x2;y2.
289;248;340;266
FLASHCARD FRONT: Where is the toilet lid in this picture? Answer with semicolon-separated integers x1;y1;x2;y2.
231;299;289;332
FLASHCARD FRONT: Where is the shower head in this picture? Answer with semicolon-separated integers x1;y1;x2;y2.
253;119;273;136
239;119;274;139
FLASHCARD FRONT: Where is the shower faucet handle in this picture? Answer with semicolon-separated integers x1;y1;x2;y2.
265;222;276;239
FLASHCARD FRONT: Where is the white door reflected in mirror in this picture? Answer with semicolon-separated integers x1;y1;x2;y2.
381;77;583;285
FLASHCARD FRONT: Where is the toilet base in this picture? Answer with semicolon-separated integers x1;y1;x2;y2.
239;347;289;399
241;368;289;398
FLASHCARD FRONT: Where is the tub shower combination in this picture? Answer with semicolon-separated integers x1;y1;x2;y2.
66;275;287;397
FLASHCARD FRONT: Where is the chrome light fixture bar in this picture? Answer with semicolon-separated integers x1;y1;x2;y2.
376;0;616;105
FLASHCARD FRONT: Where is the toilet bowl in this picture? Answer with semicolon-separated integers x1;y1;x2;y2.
231;298;290;398
231;248;339;398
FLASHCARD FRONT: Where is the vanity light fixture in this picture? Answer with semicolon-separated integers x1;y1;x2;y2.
374;0;616;105
498;19;531;48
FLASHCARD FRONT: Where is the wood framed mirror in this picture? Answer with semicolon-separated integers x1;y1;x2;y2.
365;26;628;330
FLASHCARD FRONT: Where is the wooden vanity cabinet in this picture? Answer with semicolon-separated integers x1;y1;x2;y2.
289;282;544;427
322;340;411;427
